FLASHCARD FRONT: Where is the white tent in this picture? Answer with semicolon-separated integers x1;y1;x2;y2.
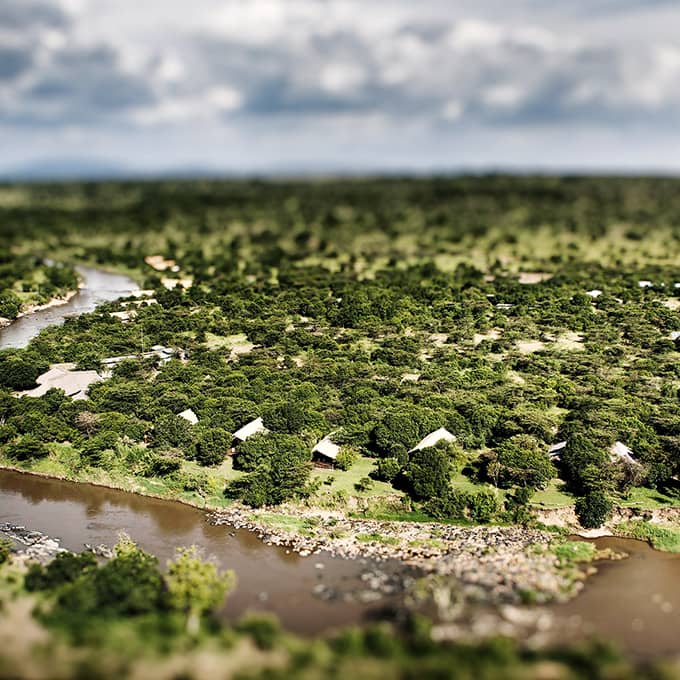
409;427;456;453
178;408;198;425
548;441;567;459
609;441;639;466
313;435;340;461
233;417;269;442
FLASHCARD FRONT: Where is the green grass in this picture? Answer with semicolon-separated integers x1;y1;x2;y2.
615;521;680;552
311;455;397;498
617;486;680;509
532;479;574;508
356;532;400;546
553;540;597;565
256;513;318;535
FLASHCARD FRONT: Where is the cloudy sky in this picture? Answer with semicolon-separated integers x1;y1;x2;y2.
2;0;680;176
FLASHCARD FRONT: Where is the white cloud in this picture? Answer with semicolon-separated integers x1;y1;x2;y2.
3;0;680;172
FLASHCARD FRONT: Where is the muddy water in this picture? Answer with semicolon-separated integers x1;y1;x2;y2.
0;469;396;632
0;265;137;349
552;536;680;658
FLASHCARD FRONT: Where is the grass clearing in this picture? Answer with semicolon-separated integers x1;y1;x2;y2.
615;521;680;552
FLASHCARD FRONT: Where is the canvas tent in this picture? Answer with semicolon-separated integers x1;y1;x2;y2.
409;427;456;454
312;435;340;465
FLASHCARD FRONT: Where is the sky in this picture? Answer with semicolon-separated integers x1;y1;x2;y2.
1;0;680;176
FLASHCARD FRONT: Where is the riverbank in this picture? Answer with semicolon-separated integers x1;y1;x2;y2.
0;289;79;328
0;461;608;609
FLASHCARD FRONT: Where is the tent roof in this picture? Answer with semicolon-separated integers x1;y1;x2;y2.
233;417;269;441
313;436;340;460
409;427;456;453
178;408;198;425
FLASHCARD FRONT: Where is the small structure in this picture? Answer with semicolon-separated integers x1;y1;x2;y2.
409;427;456;454
638;280;653;288
586;289;602;298
178;408;198;425
231;417;269;451
609;441;639;466
109;310;136;323
548;441;567;459
671;331;680;341
312;435;340;467
15;363;102;401
144;255;178;272
101;346;180;368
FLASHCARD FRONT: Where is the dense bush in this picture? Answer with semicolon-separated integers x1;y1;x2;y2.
575;491;614;529
403;447;451;501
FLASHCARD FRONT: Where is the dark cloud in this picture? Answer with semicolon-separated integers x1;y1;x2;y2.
0;47;34;80
0;0;68;31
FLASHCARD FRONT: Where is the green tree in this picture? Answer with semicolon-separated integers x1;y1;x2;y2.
404;447;451;501
165;546;236;634
490;435;555;489
195;428;230;466
575;491;613;529
4;436;49;461
0;289;21;320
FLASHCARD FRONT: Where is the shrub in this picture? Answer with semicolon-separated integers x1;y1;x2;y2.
372;457;401;483
489;434;555;489
195;428;230;466
354;477;373;492
404;447;451;501
0;538;12;565
141;454;182;478
467;490;500;523
25;551;97;591
335;447;359;471
575;491;613;529
4;436;49;461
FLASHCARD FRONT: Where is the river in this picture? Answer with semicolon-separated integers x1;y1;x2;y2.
0;265;138;349
0;469;396;632
1;265;679;655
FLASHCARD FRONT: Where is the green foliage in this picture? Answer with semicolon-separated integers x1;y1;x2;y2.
235;613;281;650
372;457;401;483
165;546;236;633
0;289;21;320
334;446;358;471
194;428;230;466
0;350;48;390
354;476;373;492
404;447;451;501
25;551;97;592
4;435;50;461
153;414;196;454
488;434;556;489
575;491;614;529
0;538;12;565
227;433;312;507
423;488;501;524
616;521;680;552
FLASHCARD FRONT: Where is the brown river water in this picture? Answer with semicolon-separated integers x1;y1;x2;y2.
1;468;680;657
0;469;398;632
1;265;680;657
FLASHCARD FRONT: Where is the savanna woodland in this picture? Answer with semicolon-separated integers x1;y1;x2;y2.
2;176;680;679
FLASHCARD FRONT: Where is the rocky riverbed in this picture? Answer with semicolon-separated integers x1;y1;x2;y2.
0;523;113;563
210;505;604;607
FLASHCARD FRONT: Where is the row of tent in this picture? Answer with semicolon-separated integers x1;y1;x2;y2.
177;407;640;470
176;409;456;465
548;440;639;466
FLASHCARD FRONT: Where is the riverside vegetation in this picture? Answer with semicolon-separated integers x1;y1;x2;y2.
0;540;679;680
